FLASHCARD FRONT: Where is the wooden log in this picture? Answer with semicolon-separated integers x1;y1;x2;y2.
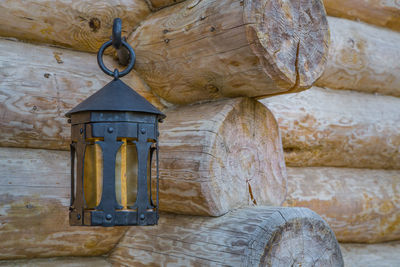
128;0;330;104
260;87;400;169
146;0;185;10
316;17;400;97
0;147;127;260
0;257;111;267
284;167;400;243
158;98;287;216
324;0;400;32
0;94;287;216
340;242;400;267
0;0;150;52
0;38;166;151
109;206;344;266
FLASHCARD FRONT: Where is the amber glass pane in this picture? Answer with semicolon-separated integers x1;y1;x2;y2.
115;140;155;210
83;141;103;209
116;139;138;209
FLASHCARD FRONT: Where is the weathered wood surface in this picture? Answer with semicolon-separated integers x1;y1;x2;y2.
324;0;400;32
285;167;400;243
110;206;344;266
340;241;400;267
146;0;185;10
316;17;400;97
128;0;329;104
0;147;127;260
260;87;400;169
0;257;111;267
0;97;287;217
0;0;150;52
158;98;287;216
0;38;165;151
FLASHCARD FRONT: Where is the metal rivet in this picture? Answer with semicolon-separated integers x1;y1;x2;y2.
80;128;83;134
106;214;112;220
140;128;146;134
210;26;216;32
77;214;81;220
164;38;170;43
107;127;114;133
67;119;71;124
140;214;145;220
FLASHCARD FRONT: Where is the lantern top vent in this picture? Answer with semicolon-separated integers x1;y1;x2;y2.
65;79;165;119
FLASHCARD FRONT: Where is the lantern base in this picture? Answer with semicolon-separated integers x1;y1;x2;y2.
69;209;158;226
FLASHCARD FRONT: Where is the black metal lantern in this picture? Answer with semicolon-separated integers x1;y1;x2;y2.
66;19;165;227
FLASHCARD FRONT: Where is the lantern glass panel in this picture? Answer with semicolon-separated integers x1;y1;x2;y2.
115;139;137;209
115;139;155;210
83;140;103;209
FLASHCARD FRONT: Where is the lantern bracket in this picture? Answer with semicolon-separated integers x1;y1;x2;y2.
97;18;136;79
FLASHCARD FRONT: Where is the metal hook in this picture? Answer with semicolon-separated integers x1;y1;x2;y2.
97;18;136;78
112;18;130;66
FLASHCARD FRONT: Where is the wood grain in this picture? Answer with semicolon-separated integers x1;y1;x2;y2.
0;147;127;260
158;98;287;216
261;87;400;169
128;0;329;104
0;257;111;267
109;206;343;266
340;241;400;267
0;0;150;52
324;0;400;32
285;167;400;243
147;0;185;10
316;17;400;97
0;38;166;150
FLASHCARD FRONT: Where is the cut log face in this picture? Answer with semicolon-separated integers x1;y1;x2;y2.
109;206;344;266
0;38;165;150
0;0;150;52
324;0;400;32
158;98;287;216
0;147;127;260
261;87;400;169
285;167;400;243
316;17;400;97
128;0;329;104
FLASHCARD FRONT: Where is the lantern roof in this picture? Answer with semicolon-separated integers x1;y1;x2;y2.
65;79;165;119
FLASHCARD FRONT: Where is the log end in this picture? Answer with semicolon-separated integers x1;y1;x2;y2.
156;98;287;216
253;207;344;266
244;0;330;91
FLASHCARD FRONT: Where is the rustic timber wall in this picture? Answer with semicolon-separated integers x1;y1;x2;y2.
0;0;398;265
260;2;400;246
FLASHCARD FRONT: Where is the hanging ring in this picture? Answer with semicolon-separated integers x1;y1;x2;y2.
97;37;136;79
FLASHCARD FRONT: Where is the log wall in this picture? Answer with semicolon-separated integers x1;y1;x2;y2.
0;0;150;52
0;38;165;150
324;0;400;32
284;167;400;243
110;207;343;266
260;87;400;169
316;17;400;97
0;147;127;260
128;0;329;104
